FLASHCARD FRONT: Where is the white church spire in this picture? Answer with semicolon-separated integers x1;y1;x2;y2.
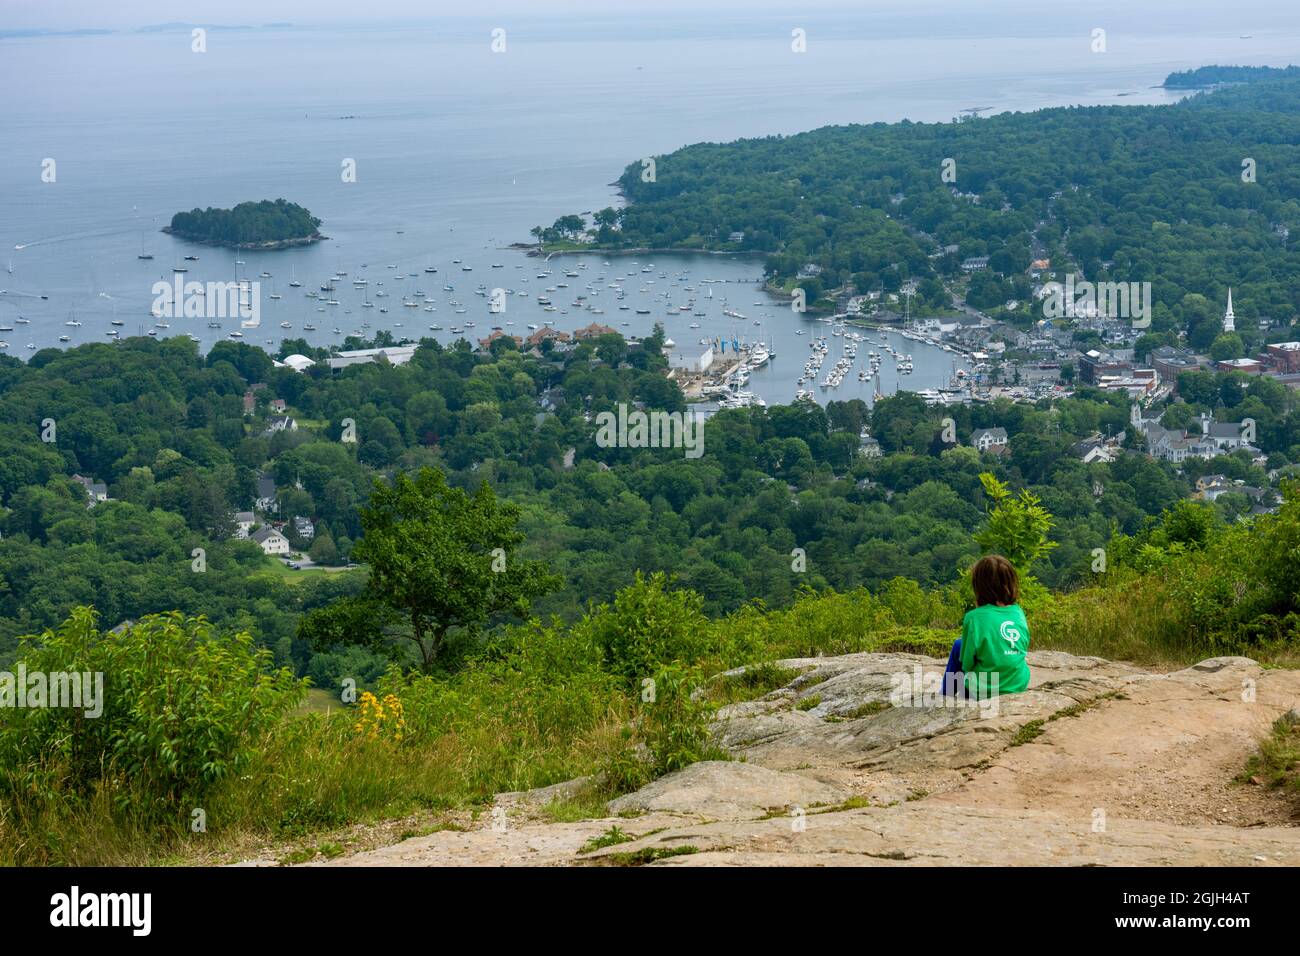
1224;287;1235;333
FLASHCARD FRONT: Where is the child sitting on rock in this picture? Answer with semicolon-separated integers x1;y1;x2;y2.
942;555;1030;699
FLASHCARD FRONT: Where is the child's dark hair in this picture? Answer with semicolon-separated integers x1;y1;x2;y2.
972;554;1019;607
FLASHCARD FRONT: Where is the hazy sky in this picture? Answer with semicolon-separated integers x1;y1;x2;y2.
1;0;1291;36
10;0;900;29
5;0;1274;31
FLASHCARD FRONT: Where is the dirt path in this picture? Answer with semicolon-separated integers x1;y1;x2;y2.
934;657;1300;829
271;651;1300;867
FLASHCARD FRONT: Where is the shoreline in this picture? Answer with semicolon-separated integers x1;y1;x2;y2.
509;242;767;261
161;228;326;252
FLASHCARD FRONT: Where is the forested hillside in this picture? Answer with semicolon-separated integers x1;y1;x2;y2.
562;72;1300;352
0;328;1294;682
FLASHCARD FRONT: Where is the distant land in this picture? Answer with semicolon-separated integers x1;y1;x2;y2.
0;23;293;39
0;28;113;39
163;199;323;250
1163;64;1300;88
133;22;294;34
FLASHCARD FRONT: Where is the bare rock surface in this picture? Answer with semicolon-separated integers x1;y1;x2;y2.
606;760;852;818
302;650;1300;867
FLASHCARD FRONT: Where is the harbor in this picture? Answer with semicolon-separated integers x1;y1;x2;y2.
2;244;968;408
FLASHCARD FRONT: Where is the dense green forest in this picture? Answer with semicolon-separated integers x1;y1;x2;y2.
550;71;1300;353
0;326;1293;685
167;199;322;247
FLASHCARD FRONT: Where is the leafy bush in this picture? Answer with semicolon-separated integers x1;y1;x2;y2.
602;663;723;792
639;665;722;776
575;571;712;686
0;608;305;818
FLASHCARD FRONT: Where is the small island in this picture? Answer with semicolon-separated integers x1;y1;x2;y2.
163;199;324;250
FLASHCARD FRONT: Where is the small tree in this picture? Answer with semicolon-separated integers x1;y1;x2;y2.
308;527;339;565
301;468;559;672
974;472;1057;575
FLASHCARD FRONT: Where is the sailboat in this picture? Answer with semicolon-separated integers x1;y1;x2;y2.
288;266;301;288
137;232;153;261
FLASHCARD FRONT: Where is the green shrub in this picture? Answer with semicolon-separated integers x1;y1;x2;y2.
639;664;723;776
1241;711;1300;798
574;572;712;686
0;608;305;818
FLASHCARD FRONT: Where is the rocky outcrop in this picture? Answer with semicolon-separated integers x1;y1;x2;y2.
606;761;852;819
314;650;1300;867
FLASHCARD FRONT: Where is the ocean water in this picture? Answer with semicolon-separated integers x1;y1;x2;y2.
1;9;1296;404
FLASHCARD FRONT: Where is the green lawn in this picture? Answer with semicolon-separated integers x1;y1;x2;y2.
255;556;360;585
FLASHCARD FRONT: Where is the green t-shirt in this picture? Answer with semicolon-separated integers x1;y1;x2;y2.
960;603;1031;696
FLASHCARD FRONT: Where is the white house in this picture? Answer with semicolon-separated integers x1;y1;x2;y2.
71;474;110;508
971;427;1009;453
250;525;291;556
233;511;256;538
917;317;960;335
1199;413;1250;452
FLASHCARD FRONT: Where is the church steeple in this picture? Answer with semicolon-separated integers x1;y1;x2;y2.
1224;288;1235;333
